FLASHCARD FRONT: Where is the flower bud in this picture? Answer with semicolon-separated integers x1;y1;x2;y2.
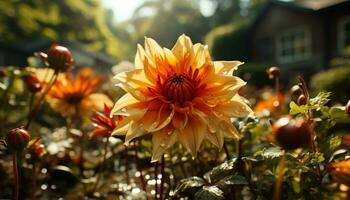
47;44;74;72
290;85;302;96
267;66;280;79
345;101;350;116
25;73;42;93
5;127;31;152
297;94;307;105
273;117;311;150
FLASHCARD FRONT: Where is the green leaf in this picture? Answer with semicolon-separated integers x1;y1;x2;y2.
309;92;331;107
289;101;303;115
194;186;225;200
173;176;206;197
329;107;347;119
215;175;248;190
203;158;237;184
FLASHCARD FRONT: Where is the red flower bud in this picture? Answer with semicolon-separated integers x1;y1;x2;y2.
267;66;280;79
47;44;74;72
273;117;311;150
5;127;31;152
25;74;42;93
297;94;307;105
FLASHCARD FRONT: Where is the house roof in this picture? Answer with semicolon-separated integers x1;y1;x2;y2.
248;0;350;33
292;0;347;11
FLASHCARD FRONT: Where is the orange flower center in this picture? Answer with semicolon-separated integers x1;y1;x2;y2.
162;73;195;104
64;93;84;105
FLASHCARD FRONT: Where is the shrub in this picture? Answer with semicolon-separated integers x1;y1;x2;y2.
310;66;350;102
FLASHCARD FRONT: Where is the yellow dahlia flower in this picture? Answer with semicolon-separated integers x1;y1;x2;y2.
112;34;253;162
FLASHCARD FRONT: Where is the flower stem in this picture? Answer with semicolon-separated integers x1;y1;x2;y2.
273;151;285;200
133;142;147;197
160;155;165;200
93;137;109;193
32;162;37;200
154;162;159;200
12;153;19;200
223;142;230;160
25;71;58;129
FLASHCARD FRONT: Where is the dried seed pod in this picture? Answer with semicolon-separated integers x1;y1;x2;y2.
47;44;74;72
273;117;311;150
5;127;31;152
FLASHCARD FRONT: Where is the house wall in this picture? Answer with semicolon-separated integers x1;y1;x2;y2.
251;5;326;74
324;4;350;60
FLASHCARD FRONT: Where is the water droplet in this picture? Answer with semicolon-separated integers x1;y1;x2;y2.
160;143;166;148
167;131;172;135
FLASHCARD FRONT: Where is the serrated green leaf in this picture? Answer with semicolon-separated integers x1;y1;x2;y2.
194;186;225;200
203;158;237;184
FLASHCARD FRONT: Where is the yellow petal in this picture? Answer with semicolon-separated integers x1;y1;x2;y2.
214;96;253;118
144;37;164;60
172;111;188;130
178;114;207;157
172;34;193;60
214;61;243;75
163;48;177;67
125;121;148;145
151;127;177;162
111;93;139;116
147;104;175;132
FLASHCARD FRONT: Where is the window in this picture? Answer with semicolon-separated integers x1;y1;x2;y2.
338;16;350;53
276;28;311;63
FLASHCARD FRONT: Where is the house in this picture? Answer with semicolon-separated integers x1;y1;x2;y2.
249;0;350;77
0;40;116;74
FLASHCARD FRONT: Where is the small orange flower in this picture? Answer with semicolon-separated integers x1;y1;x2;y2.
112;35;253;162
328;159;350;187
89;104;124;138
46;68;112;117
254;93;284;114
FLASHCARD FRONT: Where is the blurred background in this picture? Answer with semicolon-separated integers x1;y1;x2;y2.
0;0;350;96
